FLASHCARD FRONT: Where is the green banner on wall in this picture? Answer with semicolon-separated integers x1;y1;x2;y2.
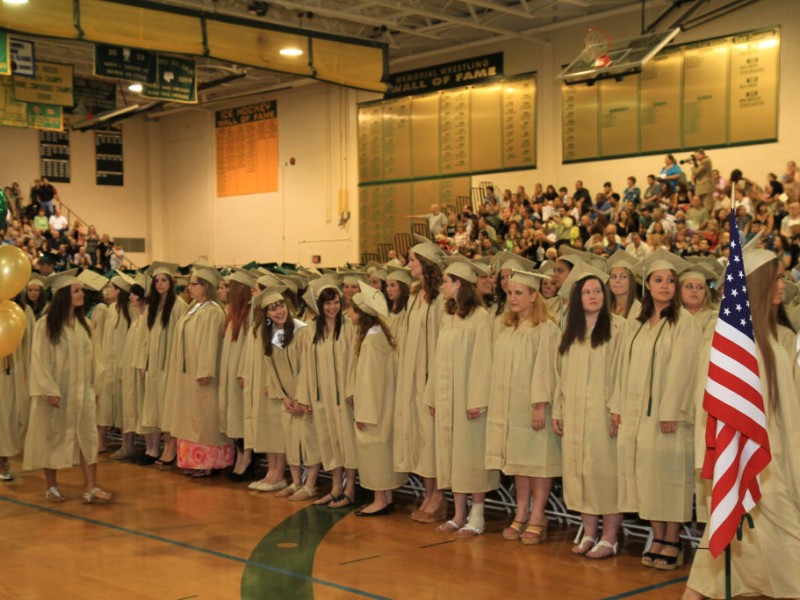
27;102;62;131
141;55;196;103
0;32;10;76
94;43;157;83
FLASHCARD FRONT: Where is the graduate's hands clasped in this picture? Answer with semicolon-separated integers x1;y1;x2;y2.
283;397;307;416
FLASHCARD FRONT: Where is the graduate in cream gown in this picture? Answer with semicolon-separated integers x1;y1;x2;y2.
97;275;133;458
24;270;112;504
77;270;111;452
349;282;407;516
424;258;499;537
684;251;800;600
611;249;703;570
258;288;321;501
239;287;288;492
169;266;233;476
607;251;643;320
679;265;717;332
394;237;447;522
133;262;188;465
119;280;151;456
490;252;537;339
296;283;357;508
552;263;625;559
0;300;33;480
486;270;561;545
218;269;257;480
385;266;411;343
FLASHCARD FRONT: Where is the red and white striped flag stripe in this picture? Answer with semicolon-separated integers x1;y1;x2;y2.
701;215;771;558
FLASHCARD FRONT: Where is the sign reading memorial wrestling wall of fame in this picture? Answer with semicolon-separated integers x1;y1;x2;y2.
215;100;279;197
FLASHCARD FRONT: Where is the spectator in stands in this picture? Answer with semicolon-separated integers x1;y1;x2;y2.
484;185;497;205
685;195;709;231
572;180;591;210
603;225;623;254
691;149;713;212
97;234;112;270
33;208;48;234
750;202;774;237
626;232;651;259
658;154;683;192
39;177;58;217
589;193;612;222
408;204;448;237
72;246;93;268
642;174;660;209
623;177;641;206
29;179;43;215
48;206;69;236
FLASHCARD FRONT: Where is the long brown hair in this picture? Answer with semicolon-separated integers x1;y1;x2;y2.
146;275;176;330
637;270;681;325
610;267;637;318
747;259;780;410
444;274;483;319
46;286;92;344
415;255;443;302
353;305;396;356
224;280;251;342
114;285;132;327
313;287;342;344
559;276;612;355
389;280;410;314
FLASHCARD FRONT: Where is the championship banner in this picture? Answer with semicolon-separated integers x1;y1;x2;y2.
68;77;117;116
94;43;157;83
10;38;34;76
0;76;26;126
386;53;504;98
141;55;196;103
27;102;62;131
13;61;73;106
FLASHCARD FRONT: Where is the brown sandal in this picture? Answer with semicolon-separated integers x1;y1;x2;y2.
502;521;528;541
520;519;548;545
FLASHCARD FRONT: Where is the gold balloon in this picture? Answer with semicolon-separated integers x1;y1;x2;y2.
0;245;32;301
0;300;26;358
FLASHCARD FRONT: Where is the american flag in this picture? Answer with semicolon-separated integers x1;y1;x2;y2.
701;211;771;558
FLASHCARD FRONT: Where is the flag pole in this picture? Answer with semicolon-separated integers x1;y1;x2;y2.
724;544;731;600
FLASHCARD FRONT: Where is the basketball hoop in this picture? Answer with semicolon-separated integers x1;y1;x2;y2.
584;27;612;68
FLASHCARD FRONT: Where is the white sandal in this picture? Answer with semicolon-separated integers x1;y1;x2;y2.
586;540;618;559
454;524;483;538
571;535;598;555
83;487;113;504
46;486;66;503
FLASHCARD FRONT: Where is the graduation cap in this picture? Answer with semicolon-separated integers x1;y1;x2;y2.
353;281;389;318
46;269;79;292
146;261;179;278
442;255;484;284
508;269;550;291
257;271;283;289
78;269;109;292
638;248;689;279
241;260;261;271
111;270;135;293
494;250;536;273
192;264;224;287
410;233;446;266
607;251;638;272
559;261;610;298
254;285;288;309
226;268;258;288
302;279;341;315
679;262;717;283
386;265;411;286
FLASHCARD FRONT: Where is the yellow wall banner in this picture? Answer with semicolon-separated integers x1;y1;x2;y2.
13;61;73;106
215;101;279;197
0;75;26;126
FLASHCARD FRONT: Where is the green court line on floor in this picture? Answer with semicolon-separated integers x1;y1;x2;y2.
0;495;390;600
601;575;688;599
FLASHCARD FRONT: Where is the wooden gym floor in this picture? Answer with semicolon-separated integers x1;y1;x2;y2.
1;455;703;600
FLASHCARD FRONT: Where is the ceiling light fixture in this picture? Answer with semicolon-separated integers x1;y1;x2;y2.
128;83;143;93
279;48;303;57
3;0;30;5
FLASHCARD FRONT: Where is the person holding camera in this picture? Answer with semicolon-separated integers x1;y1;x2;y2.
690;150;713;213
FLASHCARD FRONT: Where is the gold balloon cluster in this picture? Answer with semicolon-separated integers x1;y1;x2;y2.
0;245;32;358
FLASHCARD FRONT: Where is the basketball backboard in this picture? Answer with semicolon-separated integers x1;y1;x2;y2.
558;28;680;85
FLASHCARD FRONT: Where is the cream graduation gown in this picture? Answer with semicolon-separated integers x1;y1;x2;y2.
553;315;625;514
485;317;562;477
393;291;442;476
0;305;33;457
353;326;407;491
424;307;499;494
612;308;702;522
688;338;800;599
135;297;188;430
218;314;250;439
24;318;98;470
169;301;230;446
96;303;130;428
296;321;356;471
263;321;320;466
